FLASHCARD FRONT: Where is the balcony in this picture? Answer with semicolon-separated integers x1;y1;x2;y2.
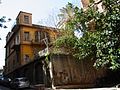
11;42;20;50
31;38;50;46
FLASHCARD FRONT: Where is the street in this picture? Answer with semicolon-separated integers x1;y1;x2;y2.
0;85;34;90
0;85;11;90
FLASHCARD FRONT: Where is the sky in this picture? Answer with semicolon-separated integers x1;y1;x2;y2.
0;0;82;68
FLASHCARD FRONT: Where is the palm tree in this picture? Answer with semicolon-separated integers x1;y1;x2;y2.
57;3;75;29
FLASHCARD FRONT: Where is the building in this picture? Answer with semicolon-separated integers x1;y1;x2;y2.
4;11;58;85
3;4;110;88
81;0;104;12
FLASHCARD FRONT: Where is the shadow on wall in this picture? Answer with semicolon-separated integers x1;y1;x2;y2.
95;69;120;87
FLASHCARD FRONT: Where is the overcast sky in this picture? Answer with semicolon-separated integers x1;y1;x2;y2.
0;0;82;68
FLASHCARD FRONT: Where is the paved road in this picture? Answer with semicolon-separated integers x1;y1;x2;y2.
0;85;34;90
0;85;11;90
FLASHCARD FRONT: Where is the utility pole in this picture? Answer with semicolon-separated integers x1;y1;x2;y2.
42;33;55;89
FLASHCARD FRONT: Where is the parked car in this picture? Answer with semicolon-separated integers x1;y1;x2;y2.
10;77;30;89
0;76;11;86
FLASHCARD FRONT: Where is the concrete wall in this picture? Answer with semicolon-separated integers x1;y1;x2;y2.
51;54;107;88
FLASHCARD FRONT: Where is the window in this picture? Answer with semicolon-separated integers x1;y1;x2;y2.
16;34;20;44
35;31;41;42
41;32;45;40
24;32;29;41
24;54;30;62
45;32;50;43
35;31;50;43
24;15;29;24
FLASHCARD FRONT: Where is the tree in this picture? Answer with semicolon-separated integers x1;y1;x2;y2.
57;2;75;29
0;16;11;28
38;10;59;28
54;0;120;70
0;1;11;40
0;1;11;29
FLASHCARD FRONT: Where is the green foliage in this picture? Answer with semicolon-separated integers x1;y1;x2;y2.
54;1;120;70
0;16;11;40
53;29;77;54
0;16;11;28
57;2;76;29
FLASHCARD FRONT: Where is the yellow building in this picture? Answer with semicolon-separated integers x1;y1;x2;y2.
4;11;58;84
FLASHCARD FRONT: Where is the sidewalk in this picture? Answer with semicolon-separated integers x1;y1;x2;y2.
32;84;120;90
50;88;119;90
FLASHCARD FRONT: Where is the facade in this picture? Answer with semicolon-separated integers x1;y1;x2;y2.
4;11;58;85
81;0;90;8
81;0;104;12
